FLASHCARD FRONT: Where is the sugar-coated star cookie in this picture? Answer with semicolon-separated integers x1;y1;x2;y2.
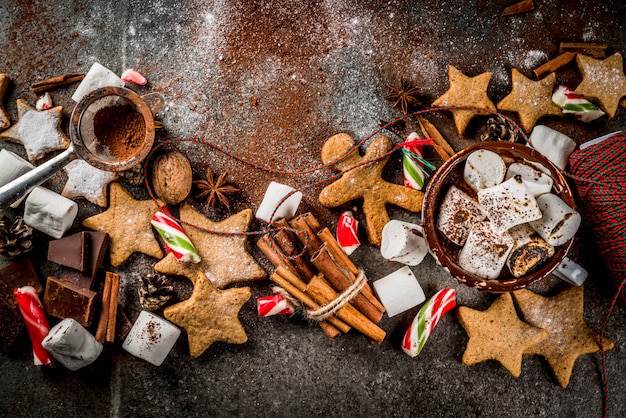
432;65;497;134
318;133;424;246
456;292;547;378
513;286;614;387
497;69;563;132
82;182;164;267
575;52;626;118
62;159;119;207
0;74;10;131
0;99;70;162
154;204;266;288
164;271;251;358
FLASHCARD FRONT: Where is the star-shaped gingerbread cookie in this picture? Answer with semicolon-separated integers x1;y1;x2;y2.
0;99;70;162
62;159;119;207
82;182;164;267
575;52;626;118
0;74;10;131
432;65;497;134
154;203;266;288
497;69;563;132
512;286;614;387
164;271;251;358
318;133;423;246
456;292;547;378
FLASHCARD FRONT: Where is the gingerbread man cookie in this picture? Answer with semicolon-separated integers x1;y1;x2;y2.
318;133;423;246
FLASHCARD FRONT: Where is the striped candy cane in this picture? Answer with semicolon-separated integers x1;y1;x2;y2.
14;286;55;366
151;210;201;263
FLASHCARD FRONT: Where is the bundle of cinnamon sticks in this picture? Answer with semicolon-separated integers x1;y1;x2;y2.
257;213;386;343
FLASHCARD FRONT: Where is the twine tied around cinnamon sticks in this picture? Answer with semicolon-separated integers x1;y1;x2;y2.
272;269;367;322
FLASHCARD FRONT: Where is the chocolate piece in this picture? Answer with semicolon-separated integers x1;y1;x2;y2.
0;259;42;308
47;231;89;272
59;232;109;290
0;297;24;351
43;277;98;327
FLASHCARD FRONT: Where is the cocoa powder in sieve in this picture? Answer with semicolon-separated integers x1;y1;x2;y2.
93;104;145;160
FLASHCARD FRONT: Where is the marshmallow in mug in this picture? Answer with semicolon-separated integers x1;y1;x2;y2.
504;161;553;197
380;220;428;266
0;149;35;208
506;223;555;278
529;193;581;246
528;125;577;170
41;318;103;371
24;187;78;239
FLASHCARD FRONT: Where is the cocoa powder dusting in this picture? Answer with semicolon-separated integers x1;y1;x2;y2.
93;105;145;160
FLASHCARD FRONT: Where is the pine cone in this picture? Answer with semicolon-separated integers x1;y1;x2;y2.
138;274;176;311
480;117;520;142
0;216;33;258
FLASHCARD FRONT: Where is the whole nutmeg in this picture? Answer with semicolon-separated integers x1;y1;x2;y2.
151;152;193;204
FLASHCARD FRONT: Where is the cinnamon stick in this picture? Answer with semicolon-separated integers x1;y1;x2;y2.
501;0;534;17
305;274;386;344
256;234;300;278
311;245;383;323
317;228;385;314
273;219;317;281
417;117;454;160
106;272;120;343
95;273;113;343
289;213;324;256
533;52;576;79
269;269;351;334
31;73;85;94
559;42;608;58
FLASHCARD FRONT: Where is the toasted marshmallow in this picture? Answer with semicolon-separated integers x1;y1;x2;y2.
458;221;514;279
506;224;555;277
463;149;506;191
436;185;486;246
478;176;542;233
505;161;553;197
529;193;581;246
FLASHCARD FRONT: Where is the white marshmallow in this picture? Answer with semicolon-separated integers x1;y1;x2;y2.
505;162;553;197
255;181;303;223
72;62;125;103
436;185;486;246
380;220;428;266
122;311;181;366
24;186;78;239
528;125;576;170
0;149;35;208
478;176;542;233
529;193;581;246
372;266;425;317
42;318;103;371
458;221;514;279
463;149;506;191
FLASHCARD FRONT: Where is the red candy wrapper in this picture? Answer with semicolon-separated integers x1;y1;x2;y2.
336;210;360;255
13;286;55;366
257;294;295;317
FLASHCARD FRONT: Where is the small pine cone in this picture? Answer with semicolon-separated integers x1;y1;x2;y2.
480;117;520;142
138;274;176;311
0;216;33;258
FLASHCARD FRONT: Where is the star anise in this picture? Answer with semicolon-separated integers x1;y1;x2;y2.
194;167;239;210
385;79;422;115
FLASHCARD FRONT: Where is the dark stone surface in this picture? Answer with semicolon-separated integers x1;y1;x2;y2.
0;1;625;416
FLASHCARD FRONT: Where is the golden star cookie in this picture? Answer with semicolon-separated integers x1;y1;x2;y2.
62;159;119;207
164;271;251;358
318;133;423;246
154;203;266;288
456;292;547;378
497;69;563;132
512;286;614;387
0;99;70;162
432;65;497;134
575;52;626;118
82;182;164;267
0;74;10;131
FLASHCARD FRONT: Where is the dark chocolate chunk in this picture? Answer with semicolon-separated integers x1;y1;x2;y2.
47;232;89;272
58;232;109;290
43;277;98;327
0;297;24;352
0;259;42;308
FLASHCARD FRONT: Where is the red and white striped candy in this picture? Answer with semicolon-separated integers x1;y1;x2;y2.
121;69;147;85
402;132;427;190
13;286;55;366
257;294;295;317
151;210;201;263
402;288;456;357
336;210;360;255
